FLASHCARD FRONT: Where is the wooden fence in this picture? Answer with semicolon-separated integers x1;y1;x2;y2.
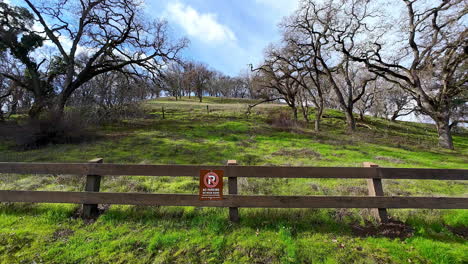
0;159;466;223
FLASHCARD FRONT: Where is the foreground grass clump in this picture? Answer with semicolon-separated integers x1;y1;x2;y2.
0;204;467;263
0;97;467;263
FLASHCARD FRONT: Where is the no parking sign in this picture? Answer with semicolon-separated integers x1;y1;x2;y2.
199;170;223;200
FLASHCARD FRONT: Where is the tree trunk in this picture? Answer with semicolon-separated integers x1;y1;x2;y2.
57;96;68;117
300;104;309;123
390;110;399;122
314;107;323;132
435;117;454;150
292;107;298;121
28;96;48;120
344;109;356;131
301;109;309;123
10;102;17;115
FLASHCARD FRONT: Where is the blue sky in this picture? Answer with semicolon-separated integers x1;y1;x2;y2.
147;0;300;76
4;0;300;76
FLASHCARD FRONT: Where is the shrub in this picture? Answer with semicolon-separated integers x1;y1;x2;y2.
266;110;306;130
5;111;96;150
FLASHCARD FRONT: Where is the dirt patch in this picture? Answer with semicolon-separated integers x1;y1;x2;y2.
72;204;110;223
237;138;256;147
392;190;412;196
331;153;345;157
53;228;74;241
309;183;331;195
334;208;353;222
336;186;368;195
448;226;468;239
272;148;321;159
374;156;404;164
352;220;413;239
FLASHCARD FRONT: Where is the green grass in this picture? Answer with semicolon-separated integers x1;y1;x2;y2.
0;96;467;263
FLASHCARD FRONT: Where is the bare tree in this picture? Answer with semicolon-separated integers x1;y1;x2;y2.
0;76;10;121
335;0;467;149
184;62;213;103
253;48;303;120
0;0;187;119
162;62;185;100
355;81;377;121
286;0;377;131
266;36;329;130
386;86;416;122
0;52;9;121
0;51;29;120
362;79;415;121
237;70;255;99
205;70;252;99
69;67;156;122
449;99;468;130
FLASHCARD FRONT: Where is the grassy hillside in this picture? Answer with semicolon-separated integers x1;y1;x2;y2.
0;97;467;263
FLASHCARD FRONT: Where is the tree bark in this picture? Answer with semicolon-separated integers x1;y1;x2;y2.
344;109;356;131
435;117;454;150
314;107;323;132
9;102;17;115
301;106;309;123
293;107;298;121
28;96;48;120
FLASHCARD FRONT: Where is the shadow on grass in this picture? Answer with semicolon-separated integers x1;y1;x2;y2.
1;203;465;244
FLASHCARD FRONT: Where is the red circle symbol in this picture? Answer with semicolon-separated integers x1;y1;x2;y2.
204;172;219;188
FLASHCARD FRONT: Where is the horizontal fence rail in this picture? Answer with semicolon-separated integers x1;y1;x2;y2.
0;160;467;222
1;191;466;209
0;163;466;180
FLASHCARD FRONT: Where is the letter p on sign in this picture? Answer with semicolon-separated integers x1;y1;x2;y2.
199;170;223;200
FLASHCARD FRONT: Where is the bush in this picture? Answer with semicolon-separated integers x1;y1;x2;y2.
266;110;306;130
3;111;96;150
0;102;148;150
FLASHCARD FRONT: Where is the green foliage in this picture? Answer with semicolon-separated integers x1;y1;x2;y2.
0;2;43;55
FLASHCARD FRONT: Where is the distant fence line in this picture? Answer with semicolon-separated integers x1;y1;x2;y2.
0;160;466;223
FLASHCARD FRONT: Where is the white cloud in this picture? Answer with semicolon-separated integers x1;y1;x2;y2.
165;1;236;44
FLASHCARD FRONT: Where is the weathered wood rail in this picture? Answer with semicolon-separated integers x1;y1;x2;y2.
0;160;466;222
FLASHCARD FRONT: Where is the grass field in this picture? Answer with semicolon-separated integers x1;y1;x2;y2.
0;97;467;263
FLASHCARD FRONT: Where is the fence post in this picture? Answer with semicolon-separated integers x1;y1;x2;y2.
207;105;210;114
162;106;165;119
83;158;103;218
363;162;388;223
227;160;239;223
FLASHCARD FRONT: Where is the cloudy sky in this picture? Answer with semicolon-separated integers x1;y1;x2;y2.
4;0;300;76
148;0;300;76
